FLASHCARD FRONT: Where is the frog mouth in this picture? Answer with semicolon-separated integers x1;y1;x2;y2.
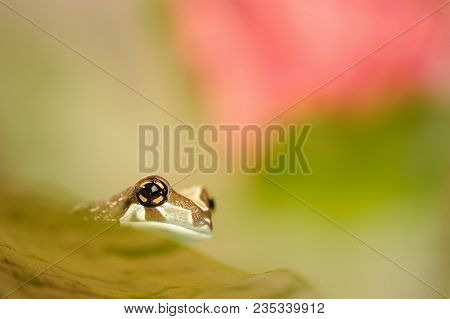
119;203;212;240
120;220;212;240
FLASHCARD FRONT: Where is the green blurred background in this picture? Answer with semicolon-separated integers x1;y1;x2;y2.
0;1;449;298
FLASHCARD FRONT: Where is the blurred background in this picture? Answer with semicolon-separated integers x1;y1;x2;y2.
0;0;449;298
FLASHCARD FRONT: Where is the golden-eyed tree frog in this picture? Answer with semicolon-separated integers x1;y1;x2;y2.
73;176;215;240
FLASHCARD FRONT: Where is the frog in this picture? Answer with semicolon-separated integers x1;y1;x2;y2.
73;176;215;240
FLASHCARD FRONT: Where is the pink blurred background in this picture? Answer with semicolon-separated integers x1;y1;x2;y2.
170;0;449;123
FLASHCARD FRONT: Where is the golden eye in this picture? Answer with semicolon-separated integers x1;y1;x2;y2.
136;178;168;207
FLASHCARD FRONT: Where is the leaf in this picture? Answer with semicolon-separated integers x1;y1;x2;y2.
0;185;314;298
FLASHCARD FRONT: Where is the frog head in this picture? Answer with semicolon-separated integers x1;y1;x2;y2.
119;176;215;240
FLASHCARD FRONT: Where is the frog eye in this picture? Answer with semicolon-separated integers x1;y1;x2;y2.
208;197;215;210
136;178;169;207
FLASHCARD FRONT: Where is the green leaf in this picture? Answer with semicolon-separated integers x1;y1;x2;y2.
0;186;313;298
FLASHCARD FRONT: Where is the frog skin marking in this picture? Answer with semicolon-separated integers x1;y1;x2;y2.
73;176;215;240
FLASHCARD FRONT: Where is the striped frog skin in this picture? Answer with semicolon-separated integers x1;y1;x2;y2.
73;176;215;240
